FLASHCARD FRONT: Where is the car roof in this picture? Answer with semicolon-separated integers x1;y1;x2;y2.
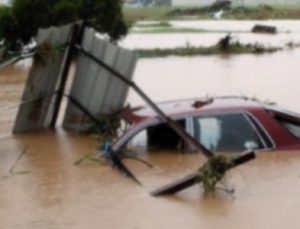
121;96;266;125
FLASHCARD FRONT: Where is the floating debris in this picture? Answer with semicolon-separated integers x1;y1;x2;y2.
198;155;232;194
2;147;30;179
252;24;277;34
151;151;255;196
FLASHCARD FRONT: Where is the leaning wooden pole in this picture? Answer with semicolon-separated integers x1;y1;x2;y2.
151;151;256;196
75;44;214;158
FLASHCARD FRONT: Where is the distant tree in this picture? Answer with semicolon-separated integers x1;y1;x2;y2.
0;5;21;50
0;0;128;50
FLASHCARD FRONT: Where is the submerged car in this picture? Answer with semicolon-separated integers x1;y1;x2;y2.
112;96;300;154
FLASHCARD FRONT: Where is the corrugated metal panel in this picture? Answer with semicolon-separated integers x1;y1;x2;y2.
13;24;73;133
63;28;137;131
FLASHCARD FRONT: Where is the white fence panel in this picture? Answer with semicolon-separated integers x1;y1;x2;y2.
63;28;137;131
13;24;73;133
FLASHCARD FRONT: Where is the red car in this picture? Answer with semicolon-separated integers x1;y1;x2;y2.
112;96;300;153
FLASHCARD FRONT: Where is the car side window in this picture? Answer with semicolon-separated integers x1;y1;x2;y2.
280;121;300;138
125;119;186;152
194;113;263;152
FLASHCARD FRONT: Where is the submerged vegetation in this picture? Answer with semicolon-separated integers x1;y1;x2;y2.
134;21;172;28
74;114;121;166
135;40;281;58
132;26;244;34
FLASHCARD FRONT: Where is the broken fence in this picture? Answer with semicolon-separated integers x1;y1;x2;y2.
13;24;137;133
63;28;137;131
13;24;73;133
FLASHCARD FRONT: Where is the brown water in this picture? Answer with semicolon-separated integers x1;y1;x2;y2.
1;46;300;228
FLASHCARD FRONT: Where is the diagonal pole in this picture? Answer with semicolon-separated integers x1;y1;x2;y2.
151;150;256;196
75;44;214;158
74;38;256;189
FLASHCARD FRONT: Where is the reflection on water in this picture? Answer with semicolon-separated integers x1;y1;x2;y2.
1;23;300;228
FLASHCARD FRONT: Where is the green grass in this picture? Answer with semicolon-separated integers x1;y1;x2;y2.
257;3;300;9
224;6;300;20
123;7;171;21
124;4;300;21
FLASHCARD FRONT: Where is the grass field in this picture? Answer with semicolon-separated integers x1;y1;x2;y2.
123;7;171;21
123;4;300;22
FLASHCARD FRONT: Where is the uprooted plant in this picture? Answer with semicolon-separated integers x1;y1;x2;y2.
34;42;64;66
198;155;233;194
74;114;122;166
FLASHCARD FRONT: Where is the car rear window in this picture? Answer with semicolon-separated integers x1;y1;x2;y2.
269;113;300;139
278;120;300;138
267;107;300;139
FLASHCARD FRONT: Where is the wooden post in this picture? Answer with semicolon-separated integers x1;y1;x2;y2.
151;151;256;196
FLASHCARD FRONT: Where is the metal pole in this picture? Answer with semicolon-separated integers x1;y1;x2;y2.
50;24;80;128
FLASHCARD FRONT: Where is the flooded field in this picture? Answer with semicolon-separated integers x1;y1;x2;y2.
122;20;300;49
1;21;300;228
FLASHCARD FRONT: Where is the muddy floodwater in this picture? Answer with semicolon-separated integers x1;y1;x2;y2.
2;24;300;228
128;48;300;112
